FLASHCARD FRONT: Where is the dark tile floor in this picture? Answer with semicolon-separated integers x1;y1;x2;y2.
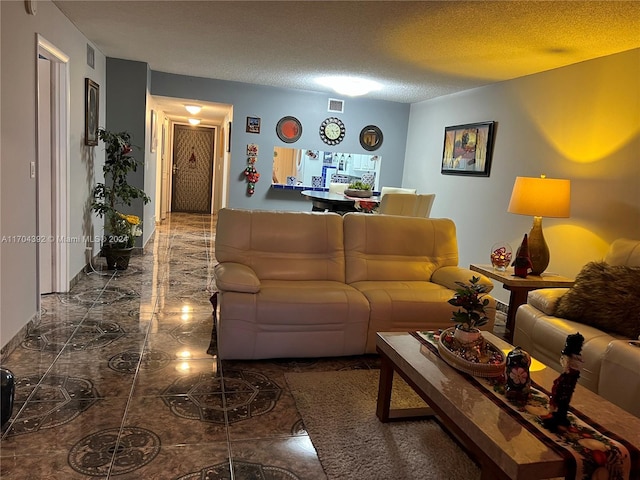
0;213;384;479
0;212;506;479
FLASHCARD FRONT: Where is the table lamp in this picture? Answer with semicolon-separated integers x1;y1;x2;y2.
507;175;571;275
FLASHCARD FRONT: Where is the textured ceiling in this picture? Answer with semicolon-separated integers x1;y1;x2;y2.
55;1;640;108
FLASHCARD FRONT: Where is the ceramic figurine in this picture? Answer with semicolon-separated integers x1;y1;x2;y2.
512;234;533;278
505;346;531;403
542;332;584;431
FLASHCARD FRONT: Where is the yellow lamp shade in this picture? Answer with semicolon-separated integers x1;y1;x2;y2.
507;176;571;218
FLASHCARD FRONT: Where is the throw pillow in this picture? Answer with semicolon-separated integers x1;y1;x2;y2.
555;261;640;338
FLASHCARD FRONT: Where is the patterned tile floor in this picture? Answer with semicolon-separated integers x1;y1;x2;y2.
0;212;507;479
0;213;384;479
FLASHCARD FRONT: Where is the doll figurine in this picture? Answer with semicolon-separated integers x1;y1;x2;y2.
512;234;533;278
542;332;584;431
505;346;532;404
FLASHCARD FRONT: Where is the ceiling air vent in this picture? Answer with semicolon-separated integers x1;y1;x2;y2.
328;98;344;113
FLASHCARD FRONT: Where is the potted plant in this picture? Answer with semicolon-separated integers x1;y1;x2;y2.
344;180;372;198
91;128;150;269
448;276;491;343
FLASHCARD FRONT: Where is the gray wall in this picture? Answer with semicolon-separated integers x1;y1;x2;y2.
151;72;411;211
1;0;106;345
105;58;152;247
403;49;640;303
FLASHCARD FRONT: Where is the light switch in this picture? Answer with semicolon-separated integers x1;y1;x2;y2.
30;162;36;178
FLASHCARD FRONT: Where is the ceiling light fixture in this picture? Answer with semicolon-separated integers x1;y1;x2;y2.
316;76;382;97
185;105;202;115
188;118;201;126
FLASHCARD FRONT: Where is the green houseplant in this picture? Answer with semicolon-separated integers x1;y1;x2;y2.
91;128;150;269
448;276;490;341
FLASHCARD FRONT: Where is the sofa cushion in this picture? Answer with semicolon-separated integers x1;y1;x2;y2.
555;261;640;338
343;214;458;283
215;209;346;282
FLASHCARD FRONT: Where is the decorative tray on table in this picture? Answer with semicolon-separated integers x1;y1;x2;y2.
435;327;506;378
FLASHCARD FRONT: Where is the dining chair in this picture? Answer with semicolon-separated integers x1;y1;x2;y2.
380;186;417;196
413;193;436;217
378;193;419;216
329;182;349;195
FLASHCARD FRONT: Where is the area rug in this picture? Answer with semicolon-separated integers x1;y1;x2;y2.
285;369;480;480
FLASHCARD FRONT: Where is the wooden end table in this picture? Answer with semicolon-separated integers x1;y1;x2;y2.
470;264;574;342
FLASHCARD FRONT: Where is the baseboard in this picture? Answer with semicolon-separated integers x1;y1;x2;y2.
0;311;40;362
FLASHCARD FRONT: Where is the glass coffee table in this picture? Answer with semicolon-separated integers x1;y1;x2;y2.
375;331;640;480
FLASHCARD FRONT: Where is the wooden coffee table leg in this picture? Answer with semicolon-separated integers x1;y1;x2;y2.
376;353;394;422
376;351;435;422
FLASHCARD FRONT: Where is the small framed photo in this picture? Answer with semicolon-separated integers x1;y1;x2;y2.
246;116;261;134
441;121;496;177
84;78;99;146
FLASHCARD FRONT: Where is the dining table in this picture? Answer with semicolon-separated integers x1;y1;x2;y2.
300;190;381;214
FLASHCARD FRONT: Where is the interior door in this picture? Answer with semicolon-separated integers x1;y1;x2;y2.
38;56;53;294
171;125;215;213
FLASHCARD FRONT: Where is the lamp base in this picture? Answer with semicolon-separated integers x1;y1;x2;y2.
528;216;549;275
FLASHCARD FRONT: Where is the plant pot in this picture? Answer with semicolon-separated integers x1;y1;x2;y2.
102;244;133;270
344;188;372;198
453;326;482;344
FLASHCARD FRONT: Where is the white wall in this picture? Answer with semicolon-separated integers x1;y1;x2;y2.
1;0;106;345
404;49;640;304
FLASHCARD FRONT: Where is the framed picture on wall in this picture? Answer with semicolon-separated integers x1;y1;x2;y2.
246;116;261;134
441;121;495;177
84;78;99;146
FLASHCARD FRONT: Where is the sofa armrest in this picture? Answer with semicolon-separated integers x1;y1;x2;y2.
527;288;570;316
431;266;494;293
214;263;261;293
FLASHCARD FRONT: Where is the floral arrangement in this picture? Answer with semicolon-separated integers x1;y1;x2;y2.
91;129;150;249
448;276;491;331
110;213;142;248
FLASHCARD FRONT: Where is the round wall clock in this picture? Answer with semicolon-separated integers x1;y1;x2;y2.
319;117;346;146
276;116;302;143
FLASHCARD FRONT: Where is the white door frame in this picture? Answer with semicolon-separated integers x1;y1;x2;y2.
36;35;70;296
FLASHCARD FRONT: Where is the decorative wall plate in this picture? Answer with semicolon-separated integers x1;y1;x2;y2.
360;125;383;151
276;116;302;143
320;117;346;146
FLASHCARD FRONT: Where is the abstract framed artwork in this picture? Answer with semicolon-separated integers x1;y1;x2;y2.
441;121;496;177
84;78;99;146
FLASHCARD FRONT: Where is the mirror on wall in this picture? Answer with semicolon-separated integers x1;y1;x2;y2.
272;147;382;190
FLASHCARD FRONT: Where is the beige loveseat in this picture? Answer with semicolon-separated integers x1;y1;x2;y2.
514;238;640;417
213;208;496;359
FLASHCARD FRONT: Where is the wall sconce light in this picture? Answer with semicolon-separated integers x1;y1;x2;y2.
188;118;201;126
507;175;571;275
185;105;202;115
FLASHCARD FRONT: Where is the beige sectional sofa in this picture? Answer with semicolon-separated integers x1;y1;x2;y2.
213;208;496;359
514;238;640;417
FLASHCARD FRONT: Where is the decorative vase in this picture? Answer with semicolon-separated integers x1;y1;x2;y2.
103;244;133;270
1;368;14;429
453;325;482;344
490;242;512;271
